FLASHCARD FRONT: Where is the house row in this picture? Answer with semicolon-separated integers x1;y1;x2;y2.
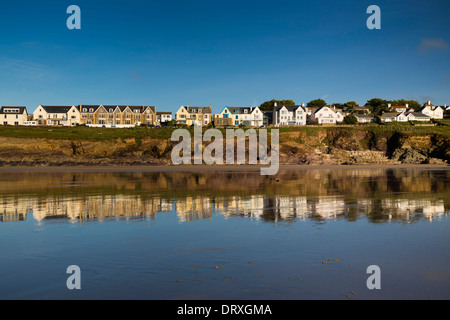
1;100;448;128
0;105;173;127
378;101;446;123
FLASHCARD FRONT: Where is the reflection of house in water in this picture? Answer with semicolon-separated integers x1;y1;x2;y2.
0;191;447;224
175;196;212;222
214;195;308;222
307;197;346;220
381;198;445;222
12;195;174;222
214;195;265;219
275;196;308;220
0;196;32;222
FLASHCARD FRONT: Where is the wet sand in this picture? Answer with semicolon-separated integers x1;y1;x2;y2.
0;163;447;173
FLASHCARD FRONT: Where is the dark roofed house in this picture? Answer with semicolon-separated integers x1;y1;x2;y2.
33;105;80;126
0;106;28;126
78;105;157;127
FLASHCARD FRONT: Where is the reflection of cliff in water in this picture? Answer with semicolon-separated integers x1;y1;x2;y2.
0;169;448;224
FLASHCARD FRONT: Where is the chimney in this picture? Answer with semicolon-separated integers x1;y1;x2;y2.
301;102;305;107
427;101;431;105
388;103;391;108
274;102;277;107
405;103;408;108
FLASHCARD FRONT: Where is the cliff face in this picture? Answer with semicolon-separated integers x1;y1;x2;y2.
278;130;449;165
0;129;448;166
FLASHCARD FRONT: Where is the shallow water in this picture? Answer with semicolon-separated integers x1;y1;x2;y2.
0;168;449;299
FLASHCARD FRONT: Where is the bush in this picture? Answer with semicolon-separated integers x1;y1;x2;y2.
343;114;357;124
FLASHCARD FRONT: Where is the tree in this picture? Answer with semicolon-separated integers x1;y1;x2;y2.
306;99;327;109
390;99;421;111
365;98;389;116
259;99;295;111
343;114;358;124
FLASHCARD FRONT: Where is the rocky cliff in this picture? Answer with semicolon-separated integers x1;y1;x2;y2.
0;128;448;166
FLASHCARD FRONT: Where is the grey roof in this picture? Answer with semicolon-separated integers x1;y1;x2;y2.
78;105;156;113
380;112;400;118
184;106;212;113
0;106;27;114
354;114;373;119
408;112;430;118
228;107;253;114
39;106;73;113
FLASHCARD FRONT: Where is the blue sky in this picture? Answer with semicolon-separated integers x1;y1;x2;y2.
0;0;449;113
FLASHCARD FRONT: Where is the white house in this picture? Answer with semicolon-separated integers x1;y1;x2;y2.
388;104;409;113
33;105;81;126
380;112;399;123
156;112;172;124
354;114;374;123
273;103;307;126
0;106;28;126
421;101;443;119
308;106;343;124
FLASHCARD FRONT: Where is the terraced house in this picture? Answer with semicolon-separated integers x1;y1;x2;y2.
78;105;157;127
175;105;212;126
0;106;28;126
33;105;80;126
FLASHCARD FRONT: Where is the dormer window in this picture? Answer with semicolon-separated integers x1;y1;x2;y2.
109;109;114;113
89;108;94;112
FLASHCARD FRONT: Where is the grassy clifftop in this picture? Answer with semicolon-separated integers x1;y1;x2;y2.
0;124;448;166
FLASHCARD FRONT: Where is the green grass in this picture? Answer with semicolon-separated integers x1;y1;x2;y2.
0;122;448;142
0;125;175;142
